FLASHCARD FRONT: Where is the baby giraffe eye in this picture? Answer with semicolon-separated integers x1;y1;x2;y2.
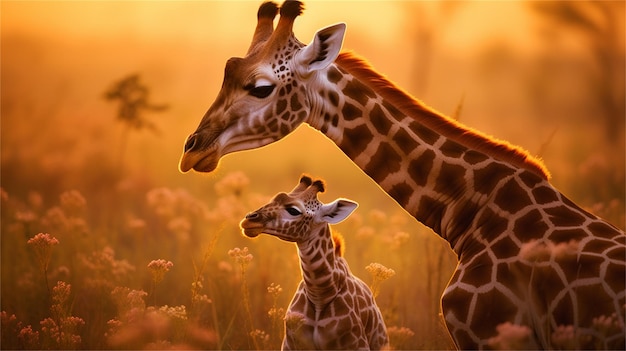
285;206;302;216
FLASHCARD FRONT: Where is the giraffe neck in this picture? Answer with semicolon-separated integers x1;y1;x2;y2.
305;53;550;255
296;225;346;308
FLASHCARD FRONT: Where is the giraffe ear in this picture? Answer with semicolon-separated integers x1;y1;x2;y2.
295;23;346;75
320;198;358;224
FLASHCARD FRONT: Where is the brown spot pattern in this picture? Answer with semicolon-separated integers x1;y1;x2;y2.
393;128;418;155
388;182;413;208
544;205;586;227
513;209;548;239
473;162;515;195
434;162;467;195
494;178;532;214
341;125;373;159
408;150;435;187
370;104;392;135
342;102;361;121
365;142;401;183
343;78;376;106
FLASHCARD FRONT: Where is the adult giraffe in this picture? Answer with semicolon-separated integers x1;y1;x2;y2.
179;1;625;349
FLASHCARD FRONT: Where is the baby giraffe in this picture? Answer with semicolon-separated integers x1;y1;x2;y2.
240;175;388;350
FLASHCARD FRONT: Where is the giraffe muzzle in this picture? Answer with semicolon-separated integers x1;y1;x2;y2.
179;132;221;173
240;212;266;237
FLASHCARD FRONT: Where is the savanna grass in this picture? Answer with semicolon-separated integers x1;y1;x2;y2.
1;171;457;350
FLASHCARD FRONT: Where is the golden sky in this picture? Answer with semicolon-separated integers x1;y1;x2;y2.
1;1;538;122
2;1;623;224
3;1;531;52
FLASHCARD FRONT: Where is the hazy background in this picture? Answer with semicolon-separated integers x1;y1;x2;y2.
2;1;624;349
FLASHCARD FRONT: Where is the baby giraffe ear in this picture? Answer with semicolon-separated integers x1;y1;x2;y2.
320;198;358;224
295;23;346;75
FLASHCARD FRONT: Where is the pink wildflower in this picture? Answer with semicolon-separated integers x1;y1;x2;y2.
1;311;17;325
27;233;60;246
593;313;623;335
366;262;395;298
147;259;174;284
267;283;283;298
27;233;59;272
487;322;532;349
59;190;86;215
51;281;71;317
18;325;40;349
228;247;253;267
387;326;415;349
551;325;579;349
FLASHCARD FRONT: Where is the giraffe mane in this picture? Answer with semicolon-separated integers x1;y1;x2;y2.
332;230;345;257
334;52;551;180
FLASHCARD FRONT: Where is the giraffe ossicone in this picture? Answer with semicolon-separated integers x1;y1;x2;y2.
240;175;389;350
182;1;625;349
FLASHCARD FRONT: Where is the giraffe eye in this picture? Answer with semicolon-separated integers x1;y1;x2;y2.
285;206;302;216
248;85;275;99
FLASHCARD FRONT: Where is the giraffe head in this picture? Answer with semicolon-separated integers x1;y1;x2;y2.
179;0;346;173
240;175;357;243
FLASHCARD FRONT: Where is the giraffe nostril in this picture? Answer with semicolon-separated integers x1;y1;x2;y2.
245;212;260;221
184;134;197;152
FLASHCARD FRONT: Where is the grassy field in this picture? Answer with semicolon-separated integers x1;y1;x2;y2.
0;170;458;349
2;1;623;350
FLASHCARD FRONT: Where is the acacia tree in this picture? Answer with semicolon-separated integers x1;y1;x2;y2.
532;1;625;143
104;74;169;169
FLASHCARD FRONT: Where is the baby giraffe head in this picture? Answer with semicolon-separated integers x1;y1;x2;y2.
240;175;358;243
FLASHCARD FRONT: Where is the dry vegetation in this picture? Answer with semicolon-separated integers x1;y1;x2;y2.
1;171;456;349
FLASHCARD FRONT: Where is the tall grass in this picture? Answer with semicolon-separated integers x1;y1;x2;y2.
1;170;455;349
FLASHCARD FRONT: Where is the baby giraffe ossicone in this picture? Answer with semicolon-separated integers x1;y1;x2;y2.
240;175;388;350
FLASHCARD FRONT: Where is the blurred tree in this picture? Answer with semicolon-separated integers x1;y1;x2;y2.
103;74;169;169
531;1;625;228
532;1;625;143
403;1;465;97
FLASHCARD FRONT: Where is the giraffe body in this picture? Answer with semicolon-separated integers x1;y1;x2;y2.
240;175;388;350
183;1;626;349
440;173;625;349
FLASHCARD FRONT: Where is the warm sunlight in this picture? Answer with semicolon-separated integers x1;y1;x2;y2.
2;1;624;349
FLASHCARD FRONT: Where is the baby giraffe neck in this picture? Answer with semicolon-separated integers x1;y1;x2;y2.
296;225;344;308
